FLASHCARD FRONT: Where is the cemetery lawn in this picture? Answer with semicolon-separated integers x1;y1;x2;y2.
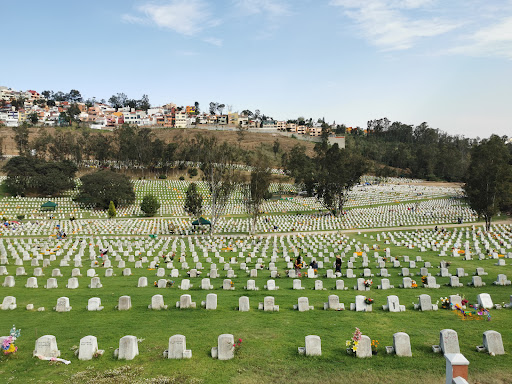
0;227;511;383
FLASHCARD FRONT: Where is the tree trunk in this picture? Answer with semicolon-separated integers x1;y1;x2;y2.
485;215;491;232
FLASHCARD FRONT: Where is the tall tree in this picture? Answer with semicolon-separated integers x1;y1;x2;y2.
12;125;29;155
209;102;218;115
138;94;151;111
241;154;272;235
108;201;116;219
195;134;238;234
272;139;280;158
217;104;226;115
464;135;512;231
184;182;203;220
316;145;368;216
67;89;82;103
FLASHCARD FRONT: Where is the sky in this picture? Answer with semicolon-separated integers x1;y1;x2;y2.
2;0;512;139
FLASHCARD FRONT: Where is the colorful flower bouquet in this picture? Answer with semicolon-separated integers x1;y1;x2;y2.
346;327;362;355
371;339;379;354
411;280;418;288
364;279;373;288
364;297;374;305
440;297;451;309
2;325;20;355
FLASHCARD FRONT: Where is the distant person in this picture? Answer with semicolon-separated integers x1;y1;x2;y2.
294;256;302;272
309;260;318;270
335;255;342;273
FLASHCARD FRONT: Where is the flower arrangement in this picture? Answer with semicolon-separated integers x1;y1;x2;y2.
364;297;374;305
461;298;468;306
167;280;174;288
345;327;362;355
440;297;451;309
371;339;379;354
364;279;373;288
421;275;428;285
230;281;234;288
233;338;242;352
411;280;418;288
2;325;20;355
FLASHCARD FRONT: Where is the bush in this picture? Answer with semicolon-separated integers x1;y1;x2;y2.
76;170;135;209
158;174;167;179
187;168;198;178
16;215;25;221
179;176;185;180
140;194;161;217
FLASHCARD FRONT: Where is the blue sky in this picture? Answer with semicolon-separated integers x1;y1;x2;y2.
2;0;512;138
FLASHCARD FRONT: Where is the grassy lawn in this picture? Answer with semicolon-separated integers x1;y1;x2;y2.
0;225;511;383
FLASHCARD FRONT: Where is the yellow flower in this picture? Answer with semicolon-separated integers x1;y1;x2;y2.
346;340;351;346
354;341;359;346
352;346;358;352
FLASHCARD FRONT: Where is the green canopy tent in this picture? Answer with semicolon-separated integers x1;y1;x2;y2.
41;201;58;211
192;217;211;226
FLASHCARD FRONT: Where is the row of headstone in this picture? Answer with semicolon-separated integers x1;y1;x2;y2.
6;292;506;313
27;329;507;364
433;329;505;356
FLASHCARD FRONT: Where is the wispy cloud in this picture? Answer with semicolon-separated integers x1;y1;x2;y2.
123;0;218;36
449;17;512;59
203;37;223;46
233;0;290;18
329;0;460;51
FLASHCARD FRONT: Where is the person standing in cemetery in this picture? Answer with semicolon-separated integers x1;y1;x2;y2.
335;255;342;273
294;256;302;273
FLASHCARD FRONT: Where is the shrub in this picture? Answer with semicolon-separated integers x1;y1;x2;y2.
140;194;161;217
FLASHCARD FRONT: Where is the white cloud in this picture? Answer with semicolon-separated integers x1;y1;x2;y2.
203;37;223;46
121;14;148;24
450;17;512;59
123;0;217;36
233;0;290;18
329;0;460;51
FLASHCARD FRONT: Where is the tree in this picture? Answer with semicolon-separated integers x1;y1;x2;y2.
236;125;248;146
209;102;218;115
67;89;82;103
140;194;160;217
184;182;203;219
241;154;272;234
109;93;128;109
315;145;368;216
464;135;512;231
10;96;25;110
138;94;151;111
3;157;76;196
108;201;116;219
12;125;29;155
195;134;238;234
28;112;39;125
194;101;200;114
272;139;280;158
284;144;316;196
76;170;135;209
217;104;226;115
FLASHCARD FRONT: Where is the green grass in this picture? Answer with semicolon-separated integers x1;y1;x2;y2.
0;227;511;383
